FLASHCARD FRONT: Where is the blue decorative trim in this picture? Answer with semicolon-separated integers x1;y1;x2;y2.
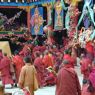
0;2;28;6
29;0;55;6
0;0;55;6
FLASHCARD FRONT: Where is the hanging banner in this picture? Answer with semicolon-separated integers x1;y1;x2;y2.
30;7;44;35
77;0;94;29
47;3;53;26
54;1;64;30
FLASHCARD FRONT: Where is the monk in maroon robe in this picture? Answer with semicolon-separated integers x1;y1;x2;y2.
86;41;94;61
82;61;95;95
54;52;63;73
43;51;53;68
34;52;45;87
80;56;92;81
19;45;31;58
0;53;13;86
44;67;56;86
12;51;25;82
56;59;81;95
63;53;75;68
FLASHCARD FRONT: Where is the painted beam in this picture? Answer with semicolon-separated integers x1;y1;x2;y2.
0;2;28;6
0;0;55;6
29;0;55;6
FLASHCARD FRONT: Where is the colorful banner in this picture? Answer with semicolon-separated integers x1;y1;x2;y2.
77;0;95;29
30;7;43;35
47;3;53;26
54;1;63;30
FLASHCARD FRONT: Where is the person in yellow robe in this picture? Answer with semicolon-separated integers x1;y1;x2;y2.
18;56;39;95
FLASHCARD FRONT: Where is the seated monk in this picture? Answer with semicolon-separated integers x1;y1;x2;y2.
44;66;56;86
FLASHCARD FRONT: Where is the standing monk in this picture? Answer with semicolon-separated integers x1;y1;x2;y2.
19;44;31;58
0;53;13;86
34;52;45;87
63;50;75;68
12;51;25;82
80;55;92;84
86;41;94;61
18;56;38;95
56;59;81;95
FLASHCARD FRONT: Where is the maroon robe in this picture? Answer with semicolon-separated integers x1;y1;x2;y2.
63;54;75;68
0;56;13;85
43;55;53;68
80;57;92;80
44;71;56;86
34;57;45;87
13;55;25;82
82;68;95;95
56;67;81;95
19;45;31;57
82;84;94;95
86;42;94;61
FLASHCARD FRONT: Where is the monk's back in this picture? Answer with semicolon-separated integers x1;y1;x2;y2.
56;67;81;95
19;57;38;95
23;65;35;86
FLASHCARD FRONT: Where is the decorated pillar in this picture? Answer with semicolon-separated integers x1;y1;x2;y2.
47;3;53;26
43;3;54;45
65;0;81;39
46;3;53;38
27;6;31;32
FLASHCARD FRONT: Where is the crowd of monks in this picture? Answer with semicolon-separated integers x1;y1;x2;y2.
0;33;95;95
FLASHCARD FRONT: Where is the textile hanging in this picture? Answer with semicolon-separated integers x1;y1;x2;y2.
77;0;94;29
30;7;44;35
47;3;53;26
65;9;70;30
54;1;63;30
83;14;90;29
61;0;67;10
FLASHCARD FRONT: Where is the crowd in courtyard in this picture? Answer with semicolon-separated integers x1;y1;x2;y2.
0;31;94;95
